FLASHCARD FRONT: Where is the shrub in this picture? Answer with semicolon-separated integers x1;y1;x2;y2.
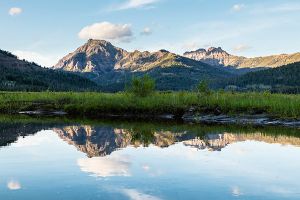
197;80;211;96
129;75;155;97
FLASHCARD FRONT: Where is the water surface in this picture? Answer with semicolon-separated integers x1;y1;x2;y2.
0;118;300;200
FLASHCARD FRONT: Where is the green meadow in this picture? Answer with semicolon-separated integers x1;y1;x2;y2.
0;91;300;119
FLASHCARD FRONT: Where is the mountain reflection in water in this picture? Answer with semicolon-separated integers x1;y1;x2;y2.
1;118;300;200
52;125;300;157
1;120;300;157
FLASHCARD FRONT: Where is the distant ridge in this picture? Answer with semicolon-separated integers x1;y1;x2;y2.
184;47;300;69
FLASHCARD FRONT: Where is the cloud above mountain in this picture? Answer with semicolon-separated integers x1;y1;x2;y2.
117;0;159;10
78;22;133;43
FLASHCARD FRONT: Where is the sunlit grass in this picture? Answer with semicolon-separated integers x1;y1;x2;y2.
0;91;300;118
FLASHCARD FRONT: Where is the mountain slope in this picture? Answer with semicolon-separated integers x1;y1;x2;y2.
184;47;300;69
55;40;235;91
223;61;300;93
0;49;97;91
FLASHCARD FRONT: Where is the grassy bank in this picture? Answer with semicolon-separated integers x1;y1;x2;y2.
0;91;300;119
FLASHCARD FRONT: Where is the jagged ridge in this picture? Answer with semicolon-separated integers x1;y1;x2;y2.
184;47;300;69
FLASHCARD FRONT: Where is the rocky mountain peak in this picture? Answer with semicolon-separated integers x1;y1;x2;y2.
195;48;206;53
54;40;128;72
183;47;231;66
207;47;223;52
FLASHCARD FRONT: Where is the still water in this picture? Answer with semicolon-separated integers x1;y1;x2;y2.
0;118;300;200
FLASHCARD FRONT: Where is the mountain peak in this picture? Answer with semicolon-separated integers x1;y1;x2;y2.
54;40;128;72
207;47;226;53
86;39;112;46
183;47;230;66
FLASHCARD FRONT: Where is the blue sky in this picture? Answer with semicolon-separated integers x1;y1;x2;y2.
1;0;300;67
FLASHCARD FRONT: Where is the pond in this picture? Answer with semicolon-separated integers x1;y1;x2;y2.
0;117;300;200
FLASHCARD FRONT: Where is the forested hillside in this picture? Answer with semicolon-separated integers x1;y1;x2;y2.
0;49;97;91
223;62;300;93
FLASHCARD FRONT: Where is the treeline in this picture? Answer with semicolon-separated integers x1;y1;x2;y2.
0;64;97;92
0;49;18;59
221;62;300;93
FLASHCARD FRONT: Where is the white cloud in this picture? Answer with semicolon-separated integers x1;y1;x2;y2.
13;50;59;67
7;180;21;190
77;156;131;177
233;44;252;52
232;4;245;12
78;22;133;43
122;189;162;200
9;7;22;16
117;0;159;10
141;27;152;36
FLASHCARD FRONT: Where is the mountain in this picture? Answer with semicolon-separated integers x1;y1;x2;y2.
222;61;300;93
0;49;97;91
184;47;300;69
55;40;235;91
55;39;223;72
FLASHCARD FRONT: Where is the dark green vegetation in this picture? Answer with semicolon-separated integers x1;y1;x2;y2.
0;49;97;91
222;62;300;93
1;91;300;119
82;60;234;92
128;75;155;97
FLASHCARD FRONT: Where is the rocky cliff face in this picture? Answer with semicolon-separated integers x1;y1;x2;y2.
184;47;300;69
184;47;232;67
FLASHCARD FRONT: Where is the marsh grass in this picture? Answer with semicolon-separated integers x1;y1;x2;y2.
0;91;300;118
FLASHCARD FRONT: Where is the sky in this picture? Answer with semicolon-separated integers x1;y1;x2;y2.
1;0;300;67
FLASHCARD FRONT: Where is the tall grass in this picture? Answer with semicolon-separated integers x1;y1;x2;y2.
0;91;300;118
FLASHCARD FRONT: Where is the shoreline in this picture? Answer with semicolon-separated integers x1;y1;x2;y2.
16;109;300;128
